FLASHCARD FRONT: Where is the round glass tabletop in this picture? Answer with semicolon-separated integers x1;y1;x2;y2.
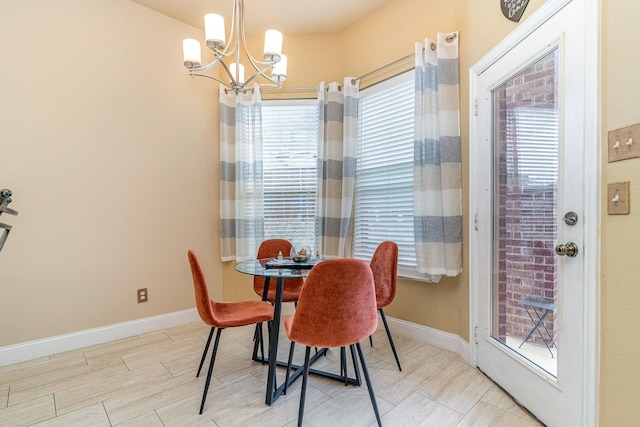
235;258;320;279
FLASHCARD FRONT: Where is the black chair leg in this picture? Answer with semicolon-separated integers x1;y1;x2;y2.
369;335;373;347
297;346;312;427
340;347;348;386
252;322;268;364
356;342;382;426
200;328;223;415
284;341;296;394
349;344;362;386
258;323;265;362
197;327;215;377
380;308;402;371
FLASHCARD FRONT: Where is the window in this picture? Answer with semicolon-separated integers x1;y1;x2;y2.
512;107;559;186
353;71;426;279
261;100;318;248
262;77;426;279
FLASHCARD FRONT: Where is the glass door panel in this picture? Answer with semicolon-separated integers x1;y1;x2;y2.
492;48;559;377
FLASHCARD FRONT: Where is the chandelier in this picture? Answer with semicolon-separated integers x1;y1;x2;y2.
182;0;287;93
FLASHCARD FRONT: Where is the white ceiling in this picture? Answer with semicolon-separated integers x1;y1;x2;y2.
130;0;391;35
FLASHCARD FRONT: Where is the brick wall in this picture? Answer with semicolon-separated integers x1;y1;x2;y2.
495;50;559;347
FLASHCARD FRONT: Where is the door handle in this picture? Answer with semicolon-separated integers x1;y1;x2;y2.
555;242;578;257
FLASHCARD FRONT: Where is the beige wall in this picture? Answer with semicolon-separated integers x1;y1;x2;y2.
601;1;640;424
2;0;639;424
0;0;222;346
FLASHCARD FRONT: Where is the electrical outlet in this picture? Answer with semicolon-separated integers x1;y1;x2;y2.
137;288;148;303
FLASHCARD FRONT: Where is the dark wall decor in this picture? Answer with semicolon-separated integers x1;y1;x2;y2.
501;0;530;22
0;188;18;252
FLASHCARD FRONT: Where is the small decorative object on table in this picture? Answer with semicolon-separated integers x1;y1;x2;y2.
264;245;319;269
290;244;311;263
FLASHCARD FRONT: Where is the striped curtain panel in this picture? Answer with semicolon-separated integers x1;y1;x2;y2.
219;85;265;261
413;32;462;276
315;78;359;259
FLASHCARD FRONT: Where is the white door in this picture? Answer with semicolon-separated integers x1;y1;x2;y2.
470;0;599;426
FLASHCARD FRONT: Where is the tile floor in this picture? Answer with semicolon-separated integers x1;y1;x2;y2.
0;308;543;426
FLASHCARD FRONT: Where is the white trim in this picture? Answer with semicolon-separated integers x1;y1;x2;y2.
382;316;471;364
0;309;200;367
581;0;602;424
0;310;472;372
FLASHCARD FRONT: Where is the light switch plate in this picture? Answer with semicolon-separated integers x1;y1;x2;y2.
607;182;630;215
608;123;640;162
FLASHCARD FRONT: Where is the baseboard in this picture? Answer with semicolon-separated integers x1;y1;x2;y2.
383;315;472;364
0;309;200;367
0;309;470;368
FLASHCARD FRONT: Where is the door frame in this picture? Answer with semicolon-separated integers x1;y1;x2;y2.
468;0;600;425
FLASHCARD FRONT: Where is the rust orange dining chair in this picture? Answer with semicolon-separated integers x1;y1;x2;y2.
187;250;274;414
253;239;304;303
370;241;402;371
284;258;382;426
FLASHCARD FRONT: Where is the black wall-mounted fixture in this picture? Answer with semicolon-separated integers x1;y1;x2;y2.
0;189;18;252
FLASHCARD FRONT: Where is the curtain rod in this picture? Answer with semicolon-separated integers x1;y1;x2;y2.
352;52;414;86
261;86;317;93
262;52;413;93
260;33;457;94
260;53;414;94
352;32;456;85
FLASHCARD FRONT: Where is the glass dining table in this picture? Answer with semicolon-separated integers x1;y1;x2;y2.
235;258;360;405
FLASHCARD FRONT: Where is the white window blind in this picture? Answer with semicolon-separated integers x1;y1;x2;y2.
261;101;318;247
513;106;559;186
354;71;419;275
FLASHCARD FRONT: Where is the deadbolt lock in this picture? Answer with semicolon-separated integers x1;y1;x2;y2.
555;242;579;257
563;211;578;226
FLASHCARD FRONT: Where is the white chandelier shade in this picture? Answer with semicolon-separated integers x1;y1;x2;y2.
204;14;226;49
229;63;245;85
182;0;288;93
